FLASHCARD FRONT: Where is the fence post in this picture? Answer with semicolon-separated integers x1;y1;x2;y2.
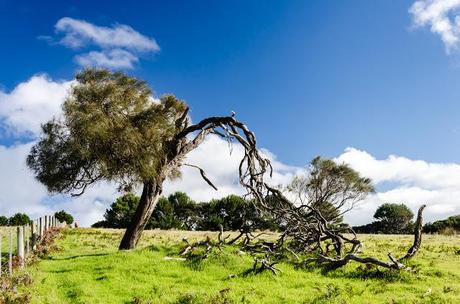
31;221;37;250
25;225;30;256
9;230;12;276
17;226;24;268
39;217;44;237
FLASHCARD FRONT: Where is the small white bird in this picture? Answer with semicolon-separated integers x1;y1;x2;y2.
231;111;236;117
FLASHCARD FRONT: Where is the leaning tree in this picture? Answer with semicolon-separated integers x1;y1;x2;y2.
27;68;271;250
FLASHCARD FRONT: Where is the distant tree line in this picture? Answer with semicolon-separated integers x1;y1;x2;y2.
424;215;460;234
0;210;74;226
0;213;31;226
92;192;279;232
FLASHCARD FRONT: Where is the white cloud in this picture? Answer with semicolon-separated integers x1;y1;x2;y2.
55;17;159;52
410;0;460;52
42;17;159;69
0;75;72;136
75;49;139;69
165;136;302;202
337;148;460;224
1;76;460;227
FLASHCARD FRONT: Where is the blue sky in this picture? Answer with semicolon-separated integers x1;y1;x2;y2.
1;0;460;225
3;0;460;163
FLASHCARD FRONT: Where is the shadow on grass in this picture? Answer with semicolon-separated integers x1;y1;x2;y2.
47;253;110;261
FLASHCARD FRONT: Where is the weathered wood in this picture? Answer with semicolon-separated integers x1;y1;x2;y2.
17;226;24;268
400;205;426;261
24;225;29;255
31;220;37;249
119;181;163;250
9;230;12;276
44;216;48;232
39;217;43;237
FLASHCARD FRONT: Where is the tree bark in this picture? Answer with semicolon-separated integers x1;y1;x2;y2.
119;180;163;250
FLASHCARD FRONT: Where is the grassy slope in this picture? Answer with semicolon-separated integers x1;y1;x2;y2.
25;228;460;304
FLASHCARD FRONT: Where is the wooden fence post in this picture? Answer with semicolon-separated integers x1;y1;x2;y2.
17;226;24;268
9;230;12;276
31;220;37;250
39;217;44;237
25;225;30;256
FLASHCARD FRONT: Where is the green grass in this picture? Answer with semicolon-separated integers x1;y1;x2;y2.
22;228;460;304
1;227;19;266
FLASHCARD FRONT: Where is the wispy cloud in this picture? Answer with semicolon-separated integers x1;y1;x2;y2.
41;17;159;69
410;0;460;53
75;49;139;69
55;17;159;52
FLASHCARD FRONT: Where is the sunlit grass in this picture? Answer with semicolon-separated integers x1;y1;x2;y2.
23;228;460;303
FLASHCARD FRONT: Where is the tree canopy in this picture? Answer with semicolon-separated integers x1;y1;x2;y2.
287;156;374;224
8;213;31;226
27;69;188;196
93;192;278;233
54;210;74;225
373;203;414;234
354;203;415;234
0;216;8;226
424;215;460;234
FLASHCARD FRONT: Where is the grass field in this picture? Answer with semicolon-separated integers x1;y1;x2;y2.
1;227;19;266
16;228;460;303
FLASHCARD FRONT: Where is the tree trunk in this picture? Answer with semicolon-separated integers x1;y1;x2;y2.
119;180;163;250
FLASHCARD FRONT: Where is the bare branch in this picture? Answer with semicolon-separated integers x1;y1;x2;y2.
183;163;218;191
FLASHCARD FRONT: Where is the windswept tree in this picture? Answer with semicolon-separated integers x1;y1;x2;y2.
287;157;374;225
27;68;268;250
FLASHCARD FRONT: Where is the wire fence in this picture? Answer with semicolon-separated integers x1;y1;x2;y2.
0;215;67;277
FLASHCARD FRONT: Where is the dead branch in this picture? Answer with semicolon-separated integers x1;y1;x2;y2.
400;204;426;261
183;163;218;190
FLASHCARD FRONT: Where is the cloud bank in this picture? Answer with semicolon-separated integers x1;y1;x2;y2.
1;76;459;226
337;148;460;224
410;0;460;52
41;17;159;69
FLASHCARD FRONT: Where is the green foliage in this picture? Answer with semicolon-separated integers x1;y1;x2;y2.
151;192;198;230
0;215;8;226
287;156;374;224
8;213;31;226
374;203;414;234
94;192;278;232
54;210;74;225
198;195;276;231
354;203;415;234
424;215;460;234
103;193;141;228
27;68;189;195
